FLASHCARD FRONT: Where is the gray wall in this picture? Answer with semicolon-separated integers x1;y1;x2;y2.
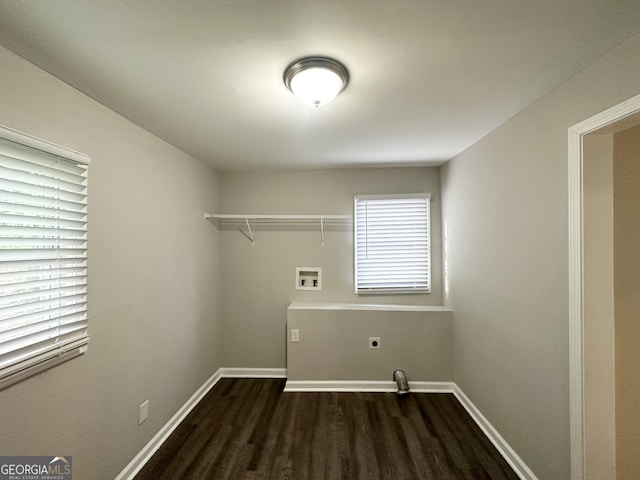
440;32;640;479
0;46;221;479
219;168;442;368
287;305;452;381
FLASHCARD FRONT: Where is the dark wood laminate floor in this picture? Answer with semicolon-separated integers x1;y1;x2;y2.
135;378;520;480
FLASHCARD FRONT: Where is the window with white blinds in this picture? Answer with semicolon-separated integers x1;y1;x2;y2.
0;125;89;389
354;194;430;294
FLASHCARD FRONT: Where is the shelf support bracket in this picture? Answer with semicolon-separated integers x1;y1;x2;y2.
243;218;255;246
320;217;325;247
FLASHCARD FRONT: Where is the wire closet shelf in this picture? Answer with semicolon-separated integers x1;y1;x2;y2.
204;213;352;245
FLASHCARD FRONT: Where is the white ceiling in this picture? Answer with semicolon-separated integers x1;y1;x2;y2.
1;1;639;171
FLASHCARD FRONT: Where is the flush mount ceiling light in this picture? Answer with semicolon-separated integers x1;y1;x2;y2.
284;57;349;107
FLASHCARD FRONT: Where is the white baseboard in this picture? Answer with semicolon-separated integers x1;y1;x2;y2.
116;370;536;480
114;368;223;480
452;385;539;480
283;380;454;393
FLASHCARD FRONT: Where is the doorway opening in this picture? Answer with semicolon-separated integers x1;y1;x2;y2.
569;94;640;480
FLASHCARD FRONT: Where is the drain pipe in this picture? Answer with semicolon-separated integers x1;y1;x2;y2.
392;369;410;395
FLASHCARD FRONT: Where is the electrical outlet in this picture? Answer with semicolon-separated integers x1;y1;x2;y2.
369;337;381;349
291;329;300;343
139;400;149;425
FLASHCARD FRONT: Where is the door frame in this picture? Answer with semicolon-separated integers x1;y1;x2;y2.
568;93;640;480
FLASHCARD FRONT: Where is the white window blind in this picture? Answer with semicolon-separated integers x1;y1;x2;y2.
354;194;430;294
0;125;89;389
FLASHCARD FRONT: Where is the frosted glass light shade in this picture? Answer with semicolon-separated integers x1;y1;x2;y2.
284;57;349;107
